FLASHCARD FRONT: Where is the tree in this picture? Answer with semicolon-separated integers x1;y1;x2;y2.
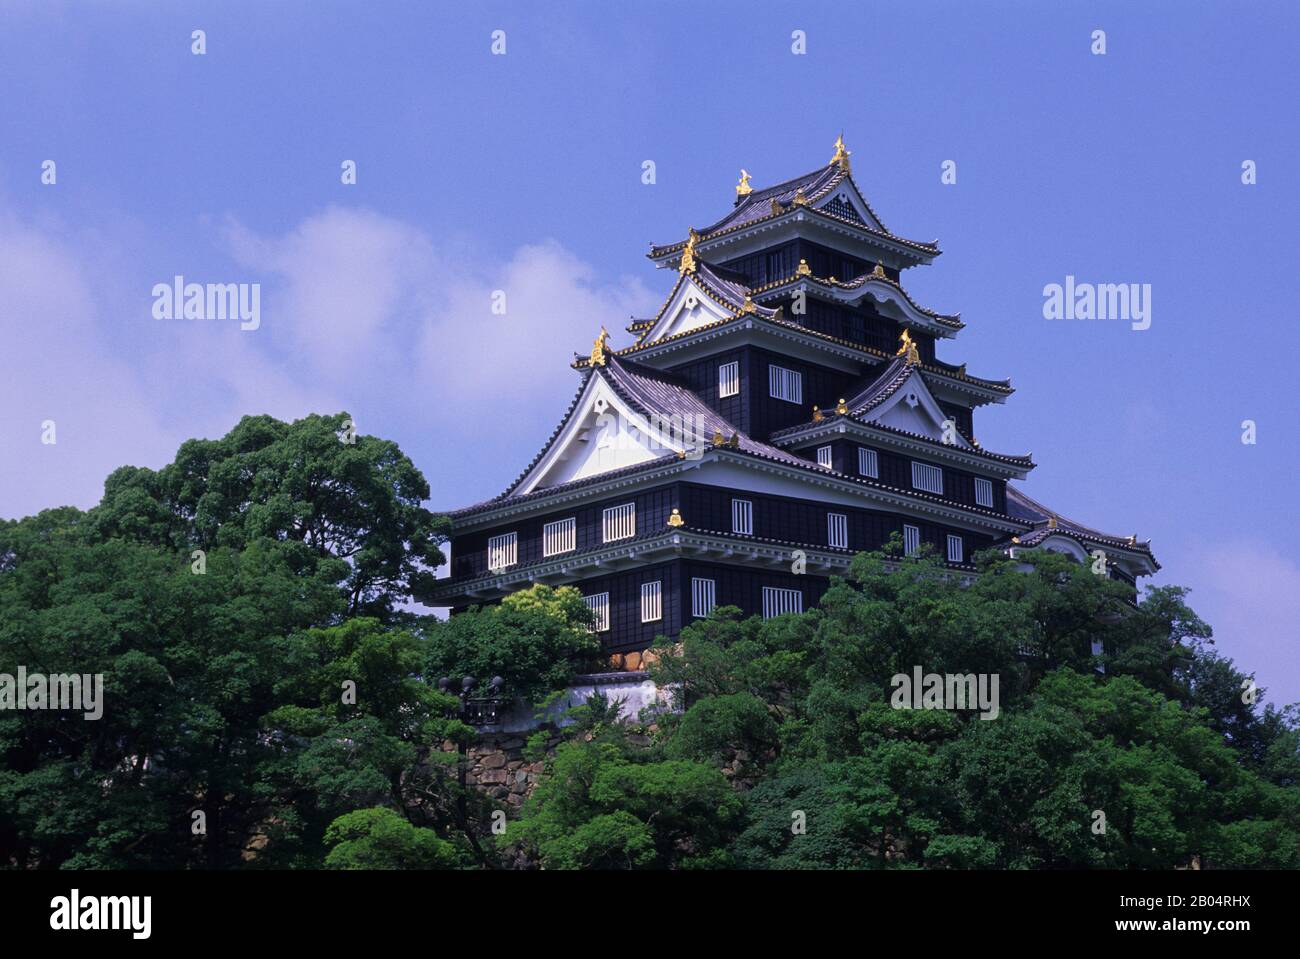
323;808;461;869
426;585;601;703
90;412;446;619
506;732;742;869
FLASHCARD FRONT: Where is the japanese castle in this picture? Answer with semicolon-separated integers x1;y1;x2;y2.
433;138;1158;662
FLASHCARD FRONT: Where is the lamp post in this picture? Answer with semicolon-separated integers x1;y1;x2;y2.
435;675;501;868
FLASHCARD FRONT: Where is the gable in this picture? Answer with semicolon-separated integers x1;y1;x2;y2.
864;371;975;450
639;274;736;346
813;181;883;232
514;375;694;495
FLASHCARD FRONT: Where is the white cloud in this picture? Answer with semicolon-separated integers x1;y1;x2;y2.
0;204;659;519
0;214;173;517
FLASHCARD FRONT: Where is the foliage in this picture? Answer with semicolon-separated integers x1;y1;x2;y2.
3;415;1297;871
425;584;601;703
506;731;742;869
323;807;461;869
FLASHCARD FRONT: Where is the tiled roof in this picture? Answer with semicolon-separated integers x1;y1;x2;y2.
600;357;805;466
1003;486;1159;566
693;164;845;237
576;311;1014;397
748;269;963;329
449;357;808;518
768;357;1034;468
843;355;915;417
648;163;940;259
445;363;1025;529
693;262;779;318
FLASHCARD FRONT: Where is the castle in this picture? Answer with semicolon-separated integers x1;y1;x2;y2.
431;138;1158;659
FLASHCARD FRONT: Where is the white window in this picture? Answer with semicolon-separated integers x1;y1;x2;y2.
584;592;610;632
828;512;848;549
903;524;921;556
731;498;753;535
768;364;803;404
542;517;576;557
641;581;662;623
691;577;716;618
911;461;943;494
487;532;517;571
602;503;636;542
974;477;994;508
816;445;833;468
762;586;803;619
858;447;879;478
718;361;740;398
947;534;964;563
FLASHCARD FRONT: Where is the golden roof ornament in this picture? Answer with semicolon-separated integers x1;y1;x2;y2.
796;258;812;276
736;169;753;197
812;405;824;422
896;328;920;366
667;508;685;527
835;397;849;415
712;428;725;446
770;198;783;215
830;133;852;173
741;293;755;313
1011;535;1021;544
1048;514;1058;529
792;188;809;206
728;433;740;449
679;228;700;274
871;262;887;279
589;326;611;367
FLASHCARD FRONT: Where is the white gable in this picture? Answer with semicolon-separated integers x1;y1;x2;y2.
514;375;699;495
864;371;974;450
638;275;735;345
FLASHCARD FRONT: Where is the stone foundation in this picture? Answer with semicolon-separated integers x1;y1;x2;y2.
441;733;560;807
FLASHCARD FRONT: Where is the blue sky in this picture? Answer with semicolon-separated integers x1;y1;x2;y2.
1;1;1297;704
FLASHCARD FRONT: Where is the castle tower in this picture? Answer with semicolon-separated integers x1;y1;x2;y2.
431;140;1158;656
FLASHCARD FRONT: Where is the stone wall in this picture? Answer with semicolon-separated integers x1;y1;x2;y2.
444;732;559;808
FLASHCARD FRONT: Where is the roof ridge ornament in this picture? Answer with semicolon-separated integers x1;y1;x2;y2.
835;398;849;415
679;228;700;274
770;197;783;215
872;262;888;279
741;293;756;313
736;169;753;197
830;133;852;173
896;328;920;366
1048;514;1058;529
667;508;685;527
796;258;812;276
589;326;611;367
792;188;809;206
